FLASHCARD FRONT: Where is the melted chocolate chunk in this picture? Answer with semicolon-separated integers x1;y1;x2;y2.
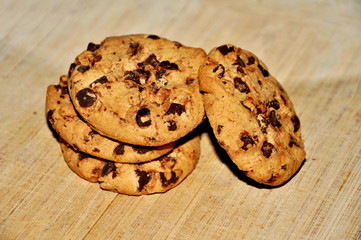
159;61;178;70
217;125;223;134
213;64;225;78
258;64;269;77
87;42;101;52
139;54;159;68
155;69;166;80
135;170;151;191
247;56;255;65
237;66;245;74
132;145;151;154
76;88;97;107
291;115;300;132
101;162;116;177
124;69;150;84
269;110;282;127
68;63;77;77
147;34;160;39
261;141;274;158
233;55;246;68
186;78;195;85
136;108;151;127
234;78;250;94
268;99;280;110
160;171;179;187
217;45;235;55
167;120;177;131
77;65;90;73
129;42;142;57
165;103;185;116
267;174;279;183
78;152;91;161
61;86;68;95
90;76;108;87
240;132;255;150
113;144;125;155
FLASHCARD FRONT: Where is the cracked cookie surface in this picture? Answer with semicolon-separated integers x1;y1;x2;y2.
68;34;206;146
199;44;306;186
46;75;174;163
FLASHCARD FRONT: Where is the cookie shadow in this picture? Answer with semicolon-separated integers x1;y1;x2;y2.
203;119;305;189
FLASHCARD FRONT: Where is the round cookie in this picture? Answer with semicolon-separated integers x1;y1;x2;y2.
46;75;174;163
67;34;206;146
59;135;201;195
199;44;306;186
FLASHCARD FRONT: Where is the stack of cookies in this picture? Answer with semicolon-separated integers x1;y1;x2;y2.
46;34;306;195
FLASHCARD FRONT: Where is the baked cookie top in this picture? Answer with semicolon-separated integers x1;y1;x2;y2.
60;134;200;195
46;75;174;163
68;34;206;146
199;44;306;186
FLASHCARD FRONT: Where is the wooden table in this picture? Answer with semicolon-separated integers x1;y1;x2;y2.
1;0;360;239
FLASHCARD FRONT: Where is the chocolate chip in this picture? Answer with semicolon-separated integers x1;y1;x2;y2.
237;66;245;74
165;103;185;116
92;148;100;152
186;78;195;85
240;132;255;150
124;69;150;84
174;41;183;48
267;99;280;110
217;45;234;55
269;110;282;127
159;61;178;70
258;80;262;85
113;144;125;155
47;109;54;121
233;55;246;68
217;125;223;134
129;42;142;57
87;42;101;52
155;69;166;80
234;78;250;94
213;64;225;78
147;35;160;39
261;141;274;158
160;171;179;187
132;145;151;154
78;152;91;161
258;64;269;77
139;54;159;68
291;115;300;132
135;170;151;191
76;88;97;107
289;139;300;148
68;63;77;77
281;165;287;170
247;56;255;65
61;86;69;96
167;120;177;131
136;108;151;127
77;65;90;73
101;162;116;177
90;76;108;87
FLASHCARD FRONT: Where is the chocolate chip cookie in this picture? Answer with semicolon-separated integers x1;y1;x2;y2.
47;75;174;163
199;44;306;186
68;34;206;146
60;135;200;195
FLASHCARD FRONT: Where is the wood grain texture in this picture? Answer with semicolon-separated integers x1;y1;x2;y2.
1;0;360;239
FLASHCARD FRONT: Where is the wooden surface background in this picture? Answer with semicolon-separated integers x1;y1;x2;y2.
1;0;360;239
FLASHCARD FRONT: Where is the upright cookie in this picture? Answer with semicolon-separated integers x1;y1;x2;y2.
68;34;206;146
60;135;201;195
46;75;174;163
199;44;306;186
